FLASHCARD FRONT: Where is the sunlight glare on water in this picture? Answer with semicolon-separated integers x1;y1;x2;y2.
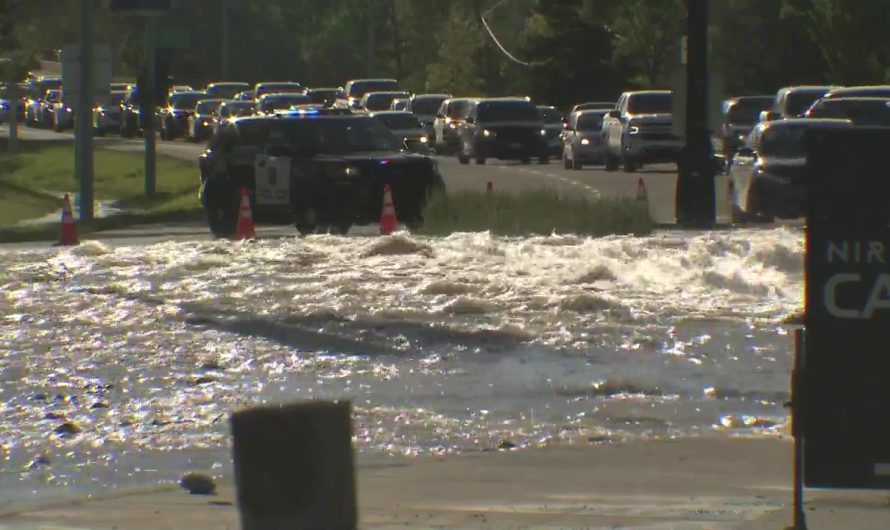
0;227;803;505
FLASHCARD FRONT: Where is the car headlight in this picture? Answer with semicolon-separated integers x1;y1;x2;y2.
419;136;428;143
483;129;495;137
65;108;72;113
344;166;361;177
628;126;640;135
580;138;590;146
448;122;457;129
539;129;547;136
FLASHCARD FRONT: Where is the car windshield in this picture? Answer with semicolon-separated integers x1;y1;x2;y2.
538;107;563;123
410;96;448;115
759;125;813;158
364;93;409;111
261;94;310;111
809;99;890;125
207;85;249;98
170;93;206;109
306;89;341;103
784;90;828;116
196;100;225;114
726;98;774;125
374;113;421;130
476;101;539;122
627;93;672;114
827;88;890;99
220;102;256;117
576;113;604;130
348;80;399;98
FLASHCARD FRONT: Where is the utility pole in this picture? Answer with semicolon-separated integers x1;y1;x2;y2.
77;0;95;222
221;0;230;79
675;0;715;228
144;17;157;199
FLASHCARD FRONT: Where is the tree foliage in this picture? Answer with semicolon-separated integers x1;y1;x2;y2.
1;0;888;106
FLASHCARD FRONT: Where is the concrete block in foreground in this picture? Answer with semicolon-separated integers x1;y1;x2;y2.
231;400;356;530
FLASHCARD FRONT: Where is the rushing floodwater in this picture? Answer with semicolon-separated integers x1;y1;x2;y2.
0;227;803;508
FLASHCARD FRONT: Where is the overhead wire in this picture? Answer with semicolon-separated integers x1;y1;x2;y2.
479;0;533;67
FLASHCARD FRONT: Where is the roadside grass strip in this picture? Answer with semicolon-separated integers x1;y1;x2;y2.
0;140;202;241
419;189;653;237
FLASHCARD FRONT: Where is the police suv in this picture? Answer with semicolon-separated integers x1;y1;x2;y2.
198;109;445;236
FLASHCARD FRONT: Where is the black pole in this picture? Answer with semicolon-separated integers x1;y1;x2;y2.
77;0;95;223
792;328;808;529
675;0;715;228
144;17;157;199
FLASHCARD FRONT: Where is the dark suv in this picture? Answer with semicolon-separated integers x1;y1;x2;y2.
456;98;548;165
160;91;209;140
199;112;445;236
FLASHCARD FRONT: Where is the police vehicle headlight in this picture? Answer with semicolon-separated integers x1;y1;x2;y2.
581;138;590;146
483;129;495;137
628;126;640;135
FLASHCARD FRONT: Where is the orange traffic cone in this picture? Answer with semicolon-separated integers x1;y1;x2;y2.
636;178;648;202
55;193;79;246
233;187;256;240
380;184;398;235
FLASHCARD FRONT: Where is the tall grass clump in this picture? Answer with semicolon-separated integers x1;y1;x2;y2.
419;189;652;237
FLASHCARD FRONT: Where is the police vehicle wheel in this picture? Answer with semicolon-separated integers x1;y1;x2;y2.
206;206;236;238
295;207;320;236
622;156;638;173
604;154;619;172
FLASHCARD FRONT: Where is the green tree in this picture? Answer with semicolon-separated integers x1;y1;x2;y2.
782;0;890;85
711;0;826;95
522;0;624;107
610;0;685;88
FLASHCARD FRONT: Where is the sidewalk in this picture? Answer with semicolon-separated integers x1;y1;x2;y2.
3;437;885;529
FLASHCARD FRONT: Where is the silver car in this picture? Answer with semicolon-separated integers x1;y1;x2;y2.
562;110;607;169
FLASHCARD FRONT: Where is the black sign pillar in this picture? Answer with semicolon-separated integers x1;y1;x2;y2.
804;128;890;490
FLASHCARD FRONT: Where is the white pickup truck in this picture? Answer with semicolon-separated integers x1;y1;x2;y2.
602;90;682;172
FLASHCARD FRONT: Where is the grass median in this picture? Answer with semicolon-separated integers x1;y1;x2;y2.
0;139;202;242
419;189;652;237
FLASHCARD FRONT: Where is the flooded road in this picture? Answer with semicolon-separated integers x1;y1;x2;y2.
0;227;802;508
